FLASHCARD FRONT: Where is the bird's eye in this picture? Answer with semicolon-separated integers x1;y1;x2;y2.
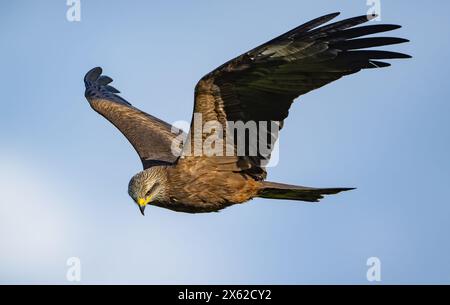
145;182;160;197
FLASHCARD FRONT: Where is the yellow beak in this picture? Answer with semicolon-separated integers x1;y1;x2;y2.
138;197;150;206
137;196;152;216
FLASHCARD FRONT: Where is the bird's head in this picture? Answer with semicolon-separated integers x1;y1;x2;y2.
128;167;167;215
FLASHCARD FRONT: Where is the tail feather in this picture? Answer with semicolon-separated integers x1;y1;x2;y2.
258;181;354;202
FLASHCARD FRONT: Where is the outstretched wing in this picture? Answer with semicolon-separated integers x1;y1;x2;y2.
84;67;184;169
183;13;410;179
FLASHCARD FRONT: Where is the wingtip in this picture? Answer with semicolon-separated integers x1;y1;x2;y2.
91;66;102;73
83;67;131;105
321;12;341;22
394;52;412;59
338;187;356;194
84;66;103;83
397;38;410;44
383;24;402;31
339;187;356;192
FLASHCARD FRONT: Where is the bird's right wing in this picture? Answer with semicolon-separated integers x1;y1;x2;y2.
84;67;185;169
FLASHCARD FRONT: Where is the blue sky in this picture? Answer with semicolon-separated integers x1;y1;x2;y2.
1;0;449;284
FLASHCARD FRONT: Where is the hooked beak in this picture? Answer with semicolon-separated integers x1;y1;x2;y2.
137;197;151;216
139;204;146;216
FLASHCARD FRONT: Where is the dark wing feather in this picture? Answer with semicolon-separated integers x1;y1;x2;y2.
84;67;184;169
183;13;410;179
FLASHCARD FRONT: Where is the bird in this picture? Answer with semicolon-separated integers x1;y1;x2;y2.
83;12;410;215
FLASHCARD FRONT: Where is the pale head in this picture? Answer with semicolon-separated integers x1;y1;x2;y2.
128;167;168;215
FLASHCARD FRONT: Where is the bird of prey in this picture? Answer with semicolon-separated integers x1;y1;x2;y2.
84;13;410;215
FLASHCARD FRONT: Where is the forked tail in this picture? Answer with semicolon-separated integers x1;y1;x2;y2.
258;181;354;202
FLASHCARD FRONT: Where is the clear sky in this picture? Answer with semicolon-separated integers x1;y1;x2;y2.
1;0;449;284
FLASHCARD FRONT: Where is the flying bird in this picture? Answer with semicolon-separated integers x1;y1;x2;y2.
83;13;410;215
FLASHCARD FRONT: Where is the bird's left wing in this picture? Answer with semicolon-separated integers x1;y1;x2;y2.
84;67;184;169
181;13;410;180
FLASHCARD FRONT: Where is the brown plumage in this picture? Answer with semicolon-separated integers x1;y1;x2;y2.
84;12;410;214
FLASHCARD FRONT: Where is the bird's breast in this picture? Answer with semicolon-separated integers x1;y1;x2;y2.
164;166;261;213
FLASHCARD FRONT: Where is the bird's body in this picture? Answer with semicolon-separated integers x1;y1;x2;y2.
83;12;410;215
148;162;261;213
